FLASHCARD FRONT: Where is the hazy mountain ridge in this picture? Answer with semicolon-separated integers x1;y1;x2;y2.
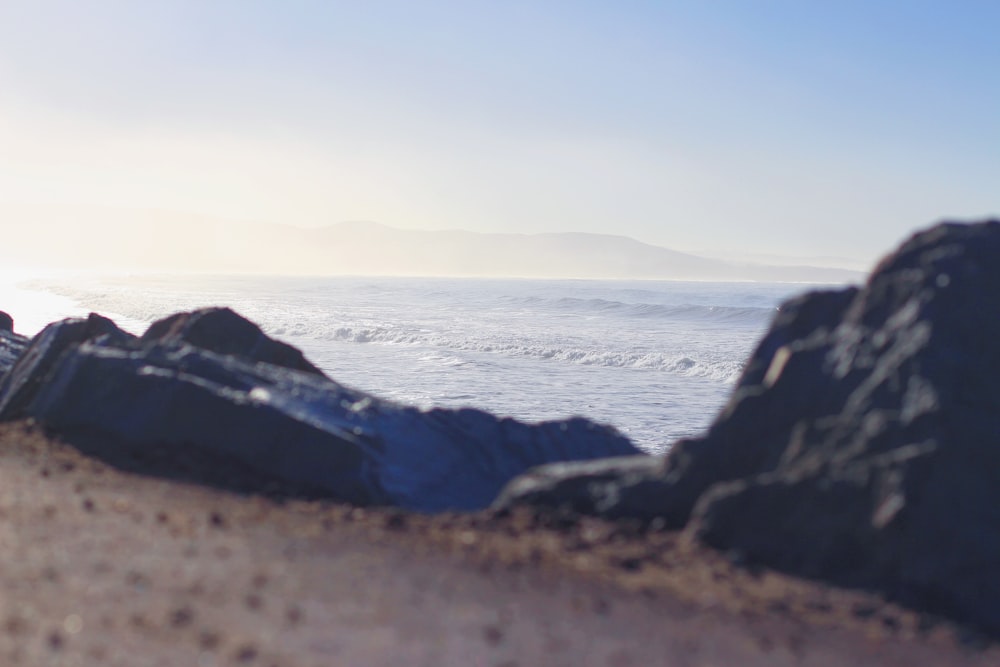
0;206;863;282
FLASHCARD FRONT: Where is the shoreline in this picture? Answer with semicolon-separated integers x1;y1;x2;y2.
1;421;994;666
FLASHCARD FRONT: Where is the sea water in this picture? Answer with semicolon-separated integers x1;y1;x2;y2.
6;274;829;454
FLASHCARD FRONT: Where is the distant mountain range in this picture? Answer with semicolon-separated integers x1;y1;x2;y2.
1;206;864;283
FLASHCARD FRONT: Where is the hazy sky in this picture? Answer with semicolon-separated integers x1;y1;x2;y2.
0;1;996;265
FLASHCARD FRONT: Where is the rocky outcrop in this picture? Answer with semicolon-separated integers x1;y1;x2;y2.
0;308;639;511
497;220;1000;634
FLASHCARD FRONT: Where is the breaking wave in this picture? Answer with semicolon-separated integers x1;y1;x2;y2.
498;295;774;325
12;274;804;451
25;277;761;385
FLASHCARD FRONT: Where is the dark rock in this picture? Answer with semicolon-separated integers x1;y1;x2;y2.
141;307;325;376
0;308;639;511
491;456;665;520
687;220;1000;633
497;220;1000;634
26;342;380;504
0;311;13;332
371;406;639;511
0;314;134;420
0;327;29;378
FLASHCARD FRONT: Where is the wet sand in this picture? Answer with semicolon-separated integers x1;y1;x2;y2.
0;421;995;666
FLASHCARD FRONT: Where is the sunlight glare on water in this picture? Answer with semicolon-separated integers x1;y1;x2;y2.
0;269;90;336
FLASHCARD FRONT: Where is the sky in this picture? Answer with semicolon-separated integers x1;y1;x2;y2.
0;1;997;267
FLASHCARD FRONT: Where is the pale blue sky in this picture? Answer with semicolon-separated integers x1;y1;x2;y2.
0;1;996;265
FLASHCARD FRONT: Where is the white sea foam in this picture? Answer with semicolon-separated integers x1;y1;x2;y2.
14;275;805;453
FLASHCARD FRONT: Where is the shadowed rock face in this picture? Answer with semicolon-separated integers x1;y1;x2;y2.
497;220;1000;634
0;308;640;511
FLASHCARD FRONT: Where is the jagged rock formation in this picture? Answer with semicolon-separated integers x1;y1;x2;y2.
0;309;639;511
497;220;1000;634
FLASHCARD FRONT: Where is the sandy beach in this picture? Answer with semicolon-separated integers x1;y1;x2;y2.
0;421;994;667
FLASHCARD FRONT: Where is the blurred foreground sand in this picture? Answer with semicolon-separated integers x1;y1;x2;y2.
0;421;994;667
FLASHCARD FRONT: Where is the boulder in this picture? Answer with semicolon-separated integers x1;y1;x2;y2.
497;220;1000;634
140;307;325;376
0;308;640;511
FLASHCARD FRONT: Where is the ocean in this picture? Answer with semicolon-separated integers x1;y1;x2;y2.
1;274;828;454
